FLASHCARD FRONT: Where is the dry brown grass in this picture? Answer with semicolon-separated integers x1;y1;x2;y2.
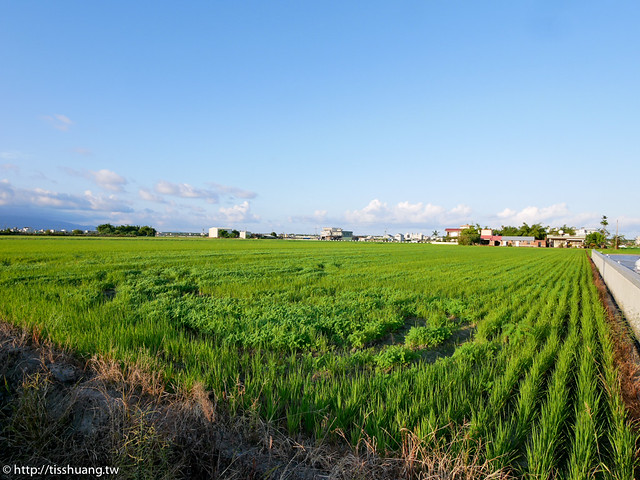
326;427;510;480
1;320;510;479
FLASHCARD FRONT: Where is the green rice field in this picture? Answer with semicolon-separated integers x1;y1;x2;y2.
0;237;636;477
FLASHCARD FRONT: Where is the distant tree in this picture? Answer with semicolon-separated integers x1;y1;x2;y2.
97;223;115;235
138;226;156;237
528;223;547;240
613;234;626;248
515;222;530;237
96;224;156;237
114;225;139;236
71;229;84;236
231;229;240;238
458;225;480;246
496;225;519;236
432;230;439;238
585;232;606;248
599;215;609;238
270;231;278;238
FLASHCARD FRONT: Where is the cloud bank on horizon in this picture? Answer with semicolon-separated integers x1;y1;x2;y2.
2;168;638;235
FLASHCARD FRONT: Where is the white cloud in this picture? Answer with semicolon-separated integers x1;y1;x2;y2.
63;167;128;192
139;188;166;203
219;201;259;223
344;199;470;225
345;199;389;224
153;180;257;203
41;114;73;131
0;179;132;213
495;203;571;225
497;208;516;219
205;182;257;199
89;169;127;192
155;180;219;203
0;179;13;205
83;190;133;212
29;188;82;209
489;204;640;233
450;204;472;216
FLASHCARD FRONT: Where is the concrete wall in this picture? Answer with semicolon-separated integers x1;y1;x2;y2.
592;249;640;340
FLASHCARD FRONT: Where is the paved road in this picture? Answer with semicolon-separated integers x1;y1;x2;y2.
605;254;640;274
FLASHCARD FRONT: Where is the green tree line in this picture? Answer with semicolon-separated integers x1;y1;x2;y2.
96;224;156;236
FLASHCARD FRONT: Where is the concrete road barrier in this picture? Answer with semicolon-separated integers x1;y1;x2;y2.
592;249;640;341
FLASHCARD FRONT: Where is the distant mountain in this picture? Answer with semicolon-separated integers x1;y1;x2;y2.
0;212;95;231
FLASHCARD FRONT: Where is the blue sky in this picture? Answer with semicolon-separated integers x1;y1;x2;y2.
1;1;639;236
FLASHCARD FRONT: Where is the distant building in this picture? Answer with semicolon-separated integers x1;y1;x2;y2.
575;227;598;236
479;230;546;247
445;224;472;239
499;236;545;247
208;227;249;239
393;233;405;242
283;233;319;240
158;231;205;237
547;234;587;248
636;236;640;246
320;227;353;241
209;227;228;238
405;232;426;242
480;231;503;246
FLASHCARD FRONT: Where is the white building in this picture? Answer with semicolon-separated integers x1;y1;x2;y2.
209;227;250;239
575;227;598;236
320;227;353;241
404;232;425;242
209;227;227;238
394;233;405;242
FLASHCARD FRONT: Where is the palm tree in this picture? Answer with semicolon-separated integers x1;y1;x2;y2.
432;230;439;239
